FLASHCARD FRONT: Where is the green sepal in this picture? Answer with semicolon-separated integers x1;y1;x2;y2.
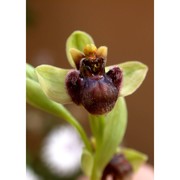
106;61;148;97
35;65;72;104
66;30;94;68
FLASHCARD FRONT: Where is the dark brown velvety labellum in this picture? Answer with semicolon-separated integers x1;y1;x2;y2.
66;57;122;115
102;154;133;180
107;67;123;90
65;70;83;105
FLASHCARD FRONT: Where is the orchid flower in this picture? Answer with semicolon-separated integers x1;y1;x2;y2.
35;31;148;115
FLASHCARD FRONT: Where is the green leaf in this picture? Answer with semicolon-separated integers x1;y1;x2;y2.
66;30;94;68
106;61;148;97
35;65;72;104
26;63;38;81
121;148;148;172
81;148;94;177
90;97;128;180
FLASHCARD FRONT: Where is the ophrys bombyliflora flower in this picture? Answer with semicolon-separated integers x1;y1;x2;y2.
35;31;148;115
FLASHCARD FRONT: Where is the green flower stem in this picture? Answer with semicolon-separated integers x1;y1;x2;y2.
88;115;106;180
89;114;105;149
91;165;102;180
55;105;93;152
26;78;92;152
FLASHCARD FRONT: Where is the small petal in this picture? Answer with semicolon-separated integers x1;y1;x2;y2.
66;31;94;68
96;46;108;59
70;48;85;69
106;61;148;97
35;65;72;104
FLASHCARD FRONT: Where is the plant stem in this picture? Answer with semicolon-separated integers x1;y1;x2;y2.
89;114;105;148
90;165;102;180
57;106;93;152
89;115;105;180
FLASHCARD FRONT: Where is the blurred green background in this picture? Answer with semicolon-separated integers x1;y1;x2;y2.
26;0;153;179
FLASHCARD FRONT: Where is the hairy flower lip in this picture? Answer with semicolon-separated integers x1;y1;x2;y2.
65;45;123;114
66;63;122;114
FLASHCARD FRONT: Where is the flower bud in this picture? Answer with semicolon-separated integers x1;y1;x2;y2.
102;154;133;180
